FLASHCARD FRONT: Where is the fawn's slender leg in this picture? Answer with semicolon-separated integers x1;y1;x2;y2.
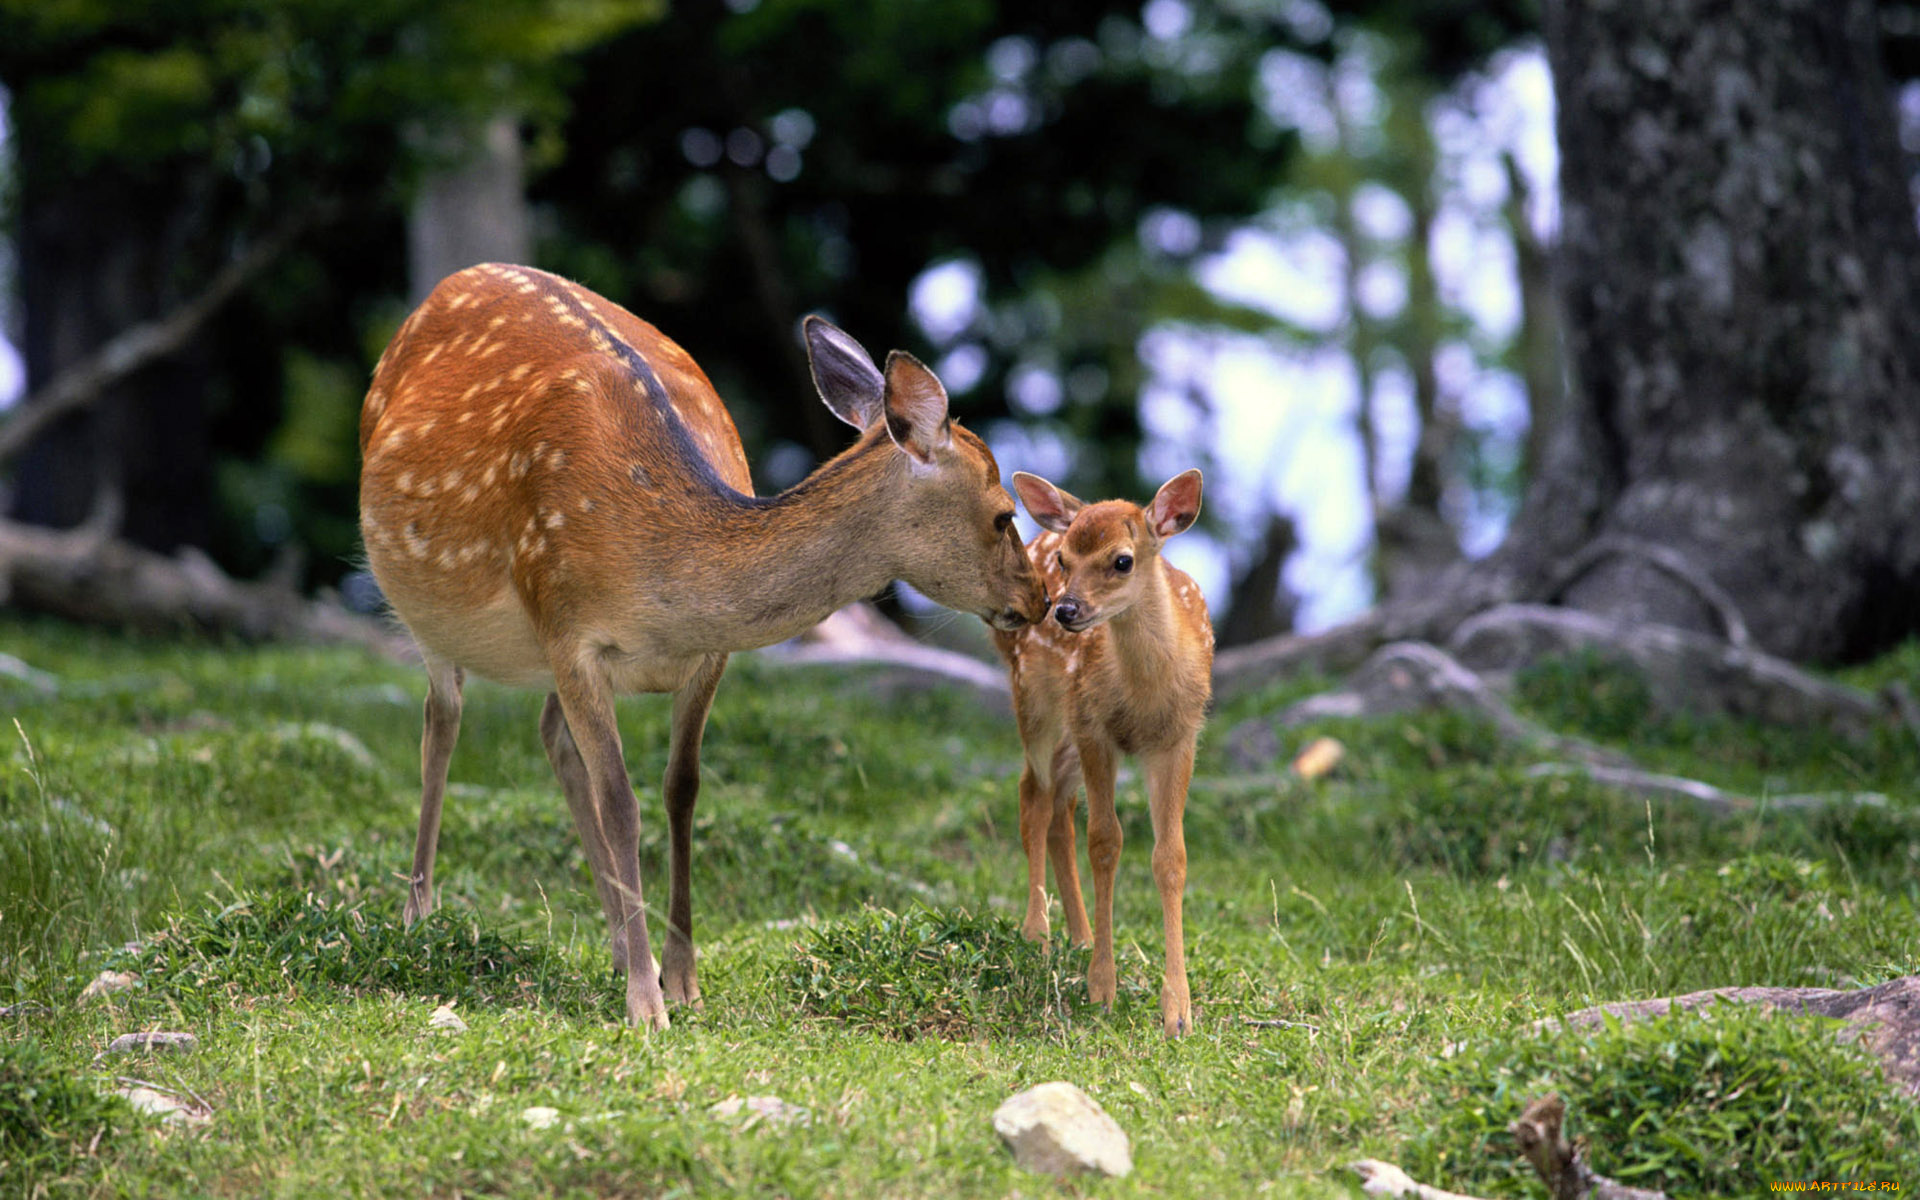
1017;760;1055;941
1045;742;1092;947
551;657;667;1030
403;656;464;926
661;652;727;1008
1080;737;1122;1007
1145;741;1195;1037
539;692;629;967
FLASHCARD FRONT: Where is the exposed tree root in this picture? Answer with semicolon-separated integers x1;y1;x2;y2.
1445;605;1881;737
1268;641;1634;767
1537;974;1920;1096
758;600;1012;701
1525;762;1888;816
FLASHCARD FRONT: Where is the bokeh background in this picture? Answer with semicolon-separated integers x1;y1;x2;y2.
2;0;1918;645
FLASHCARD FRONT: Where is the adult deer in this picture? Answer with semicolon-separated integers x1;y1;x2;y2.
993;470;1212;1037
358;264;1048;1029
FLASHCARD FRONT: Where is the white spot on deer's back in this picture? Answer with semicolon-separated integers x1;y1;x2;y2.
578;497;596;513
404;523;431;560
544;510;565;530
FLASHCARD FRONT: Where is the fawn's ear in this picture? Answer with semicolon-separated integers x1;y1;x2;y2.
1012;471;1086;534
804;316;884;430
881;351;952;463
1147;469;1203;540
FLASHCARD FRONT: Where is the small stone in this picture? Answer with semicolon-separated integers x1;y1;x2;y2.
708;1094;812;1129
105;1031;197;1056
79;970;139;1003
521;1106;561;1130
992;1081;1132;1178
1290;736;1345;781
427;1004;467;1033
116;1085;209;1126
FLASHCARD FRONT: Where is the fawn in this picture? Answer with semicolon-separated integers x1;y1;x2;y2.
358;263;1048;1029
992;469;1212;1037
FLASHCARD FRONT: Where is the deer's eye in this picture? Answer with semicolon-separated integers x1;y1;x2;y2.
995;511;1015;533
1056;552;1066;571
1114;554;1133;574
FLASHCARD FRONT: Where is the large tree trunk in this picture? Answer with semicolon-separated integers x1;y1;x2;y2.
406;115;532;303
1503;0;1920;662
12;171;215;552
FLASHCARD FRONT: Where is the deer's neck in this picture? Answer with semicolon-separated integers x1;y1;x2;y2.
670;434;902;652
1106;561;1182;686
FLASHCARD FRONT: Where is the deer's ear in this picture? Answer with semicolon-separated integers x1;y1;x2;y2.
804;316;884;430
1013;471;1084;534
1147;469;1202;540
881;351;952;463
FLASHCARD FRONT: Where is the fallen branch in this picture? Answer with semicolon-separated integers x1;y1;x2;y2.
1509;1095;1668;1200
0;516;410;660
1525;762;1888;817
1350;1095;1669;1200
1350;1159;1490;1200
0;208;322;466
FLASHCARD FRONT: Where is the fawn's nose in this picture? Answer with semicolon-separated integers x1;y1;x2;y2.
1054;598;1082;627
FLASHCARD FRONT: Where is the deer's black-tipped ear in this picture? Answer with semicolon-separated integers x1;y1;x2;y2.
804;316;884;430
1147;468;1203;540
1012;471;1084;533
881;351;952;463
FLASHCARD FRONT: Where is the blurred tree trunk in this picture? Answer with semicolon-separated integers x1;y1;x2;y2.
11;171;213;553
1217;512;1298;648
1502;151;1562;490
1486;0;1920;662
407;116;532;303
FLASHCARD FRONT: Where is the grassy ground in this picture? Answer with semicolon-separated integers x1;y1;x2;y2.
2;615;1917;1197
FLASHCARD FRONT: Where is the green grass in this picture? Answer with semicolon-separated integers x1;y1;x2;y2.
0;613;1916;1196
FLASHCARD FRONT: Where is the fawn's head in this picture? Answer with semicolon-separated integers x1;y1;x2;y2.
1012;469;1203;632
805;317;1048;631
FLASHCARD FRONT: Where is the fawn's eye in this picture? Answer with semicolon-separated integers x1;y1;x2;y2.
1114;554;1133;573
995;511;1015;533
1056;552;1066;571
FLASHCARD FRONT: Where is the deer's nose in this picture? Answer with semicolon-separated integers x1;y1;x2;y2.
1054;599;1082;627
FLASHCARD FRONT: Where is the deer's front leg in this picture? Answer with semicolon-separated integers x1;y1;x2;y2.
1079;737;1122;1008
403;657;464;927
552;660;667;1031
661;654;727;1009
1145;742;1195;1037
1045;743;1092;947
1017;763;1053;942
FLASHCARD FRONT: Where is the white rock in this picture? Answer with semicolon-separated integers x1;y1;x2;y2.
708;1094;812;1129
521;1106;561;1130
116;1085;209;1126
105;1031;197;1055
992;1081;1132;1178
79;970;139;1002
427;1004;467;1033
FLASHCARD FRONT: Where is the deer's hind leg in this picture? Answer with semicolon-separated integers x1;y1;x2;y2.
661;653;727;1009
1044;741;1091;948
403;655;463;927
